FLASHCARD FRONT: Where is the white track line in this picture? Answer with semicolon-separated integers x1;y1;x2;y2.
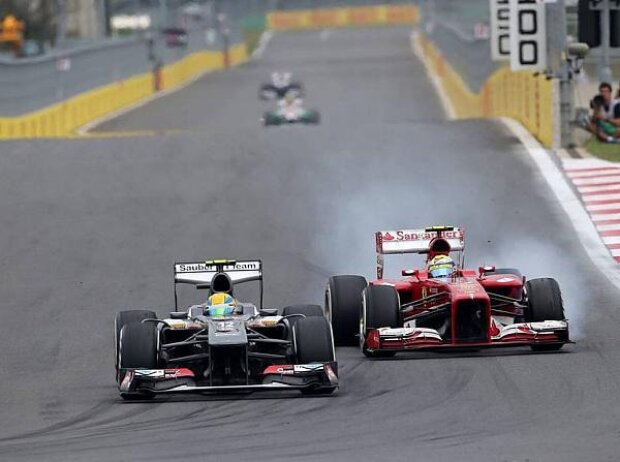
499;118;620;290
583;192;620;202
573;175;620;185
77;68;217;135
412;27;620;285
567;168;620;178
579;184;620;193
80;33;276;135
591;213;620;222
596;223;620;231
586;203;620;212
251;30;274;60
410;31;456;120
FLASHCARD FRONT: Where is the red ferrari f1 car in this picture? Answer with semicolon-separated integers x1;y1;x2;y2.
325;226;571;357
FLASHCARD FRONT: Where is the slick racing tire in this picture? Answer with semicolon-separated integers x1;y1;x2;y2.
263;112;280;126
294;316;335;363
526;278;565;352
326;275;367;346
294;317;337;395
361;285;400;358
259;84;276;100
115;310;156;373
289;82;303;97
485;268;522;279
282;304;324;329
119;321;158;375
305;110;320;124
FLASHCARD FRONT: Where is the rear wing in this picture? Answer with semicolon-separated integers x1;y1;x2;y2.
375;226;464;279
173;259;263;310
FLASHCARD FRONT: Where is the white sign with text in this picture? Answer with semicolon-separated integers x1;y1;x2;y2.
509;0;547;71
490;0;511;60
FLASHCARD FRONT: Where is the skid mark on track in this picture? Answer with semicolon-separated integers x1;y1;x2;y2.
0;399;163;448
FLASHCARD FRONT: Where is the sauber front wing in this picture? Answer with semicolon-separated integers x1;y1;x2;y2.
119;362;338;398
364;321;571;353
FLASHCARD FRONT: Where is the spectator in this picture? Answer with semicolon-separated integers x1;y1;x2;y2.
589;82;620;142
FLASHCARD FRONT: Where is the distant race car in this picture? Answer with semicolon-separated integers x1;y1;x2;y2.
259;72;304;100
325;226;571;357
115;259;337;399
263;97;320;126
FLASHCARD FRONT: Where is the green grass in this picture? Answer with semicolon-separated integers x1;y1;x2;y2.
242;28;264;56
585;138;620;162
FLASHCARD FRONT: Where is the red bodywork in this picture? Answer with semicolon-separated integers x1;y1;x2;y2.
363;227;570;354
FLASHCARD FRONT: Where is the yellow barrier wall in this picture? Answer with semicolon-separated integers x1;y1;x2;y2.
416;34;556;148
267;4;419;30
0;44;249;139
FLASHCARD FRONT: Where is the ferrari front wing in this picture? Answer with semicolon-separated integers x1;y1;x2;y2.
363;321;571;353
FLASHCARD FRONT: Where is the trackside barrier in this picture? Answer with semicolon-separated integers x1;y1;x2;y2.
267;4;419;30
416;33;557;148
0;43;248;139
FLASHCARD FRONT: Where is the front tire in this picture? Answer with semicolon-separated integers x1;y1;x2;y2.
115;310;155;373
263;112;280;126
526;278;565;352
361;285;400;358
326;275;367;346
118;321;158;400
119;322;158;373
294;316;335;363
294;317;337;395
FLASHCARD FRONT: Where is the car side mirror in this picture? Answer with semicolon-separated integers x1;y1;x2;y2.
402;269;416;276
479;265;495;276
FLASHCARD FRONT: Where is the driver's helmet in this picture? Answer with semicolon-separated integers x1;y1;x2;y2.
206;292;238;317
284;91;296;104
427;255;455;278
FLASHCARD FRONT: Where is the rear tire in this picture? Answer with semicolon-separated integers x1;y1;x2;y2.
326;275;367;346
282;304;324;328
115;310;155;372
289;82;304;97
259;84;275;100
306;110;320;124
362;285;400;358
526;278;565;352
294;317;337;395
282;304;324;317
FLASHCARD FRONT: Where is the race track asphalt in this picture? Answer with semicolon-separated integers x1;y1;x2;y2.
1;27;620;462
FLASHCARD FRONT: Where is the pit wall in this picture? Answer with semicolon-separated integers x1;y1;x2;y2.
267;4;419;30
415;33;558;148
0;43;247;139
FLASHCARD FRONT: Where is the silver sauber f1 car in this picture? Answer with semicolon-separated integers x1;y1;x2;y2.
326;226;571;357
115;259;337;399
